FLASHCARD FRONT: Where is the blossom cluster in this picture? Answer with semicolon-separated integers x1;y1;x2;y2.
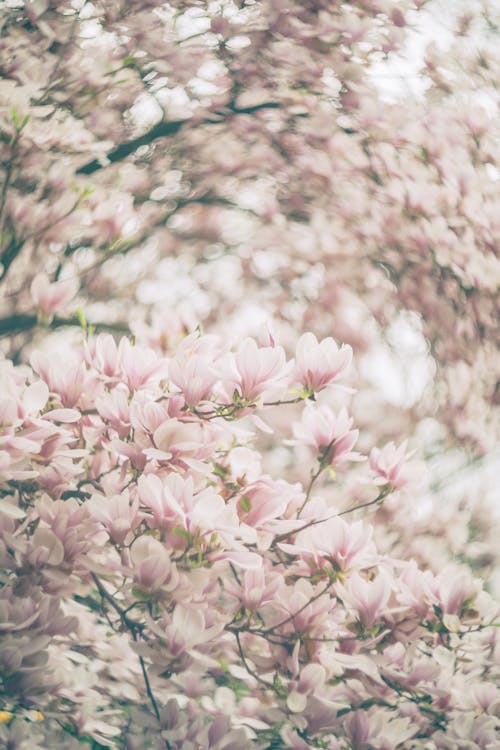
0;330;498;748
0;0;498;451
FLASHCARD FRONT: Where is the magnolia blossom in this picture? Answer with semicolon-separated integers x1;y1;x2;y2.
293;332;352;393
0;0;499;741
169;352;219;406
293;403;361;465
341;570;392;628
224;565;280;612
280;517;375;574
130;536;179;592
87;491;140;545
369;440;418;489
221;338;289;402
30;273;78;319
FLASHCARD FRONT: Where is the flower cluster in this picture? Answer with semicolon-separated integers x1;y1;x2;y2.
0;330;497;747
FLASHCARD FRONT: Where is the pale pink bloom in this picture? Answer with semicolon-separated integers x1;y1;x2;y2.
169;352;218;406
31;351;89;407
145;418;215;467
345;711;369;750
345;710;415;750
20;380;49;416
210;548;262;570
431;565;481;615
129;393;172;436
458;682;500;713
88;336;163;390
293;332;352;393
280;517;375;573
150;604;224;657
33;495;104;567
138;472;186;530
30;273;78;318
369;440;417;489
130;536;178;592
118;338;165;391
86;335;121;379
139;473;247;560
221;338;288;402
224;566;280;612
27;526;65;568
287;662;327;713
270;579;333;635
237;478;304;548
256;322;278;348
396;561;434;618
92;194;135;243
0;391;20;427
342;571;392;628
87;490;140;545
293;404;361;464
95;386;131;438
429;713;499;750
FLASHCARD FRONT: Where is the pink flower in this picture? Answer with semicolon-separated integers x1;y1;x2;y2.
87;490;140;545
280;517;375;574
145;417;215;468
151;603;224;657
270;579;333;635
293;404;361;465
86;334;121;379
287;663;327;713
237;478;304;548
293;333;352;393
118;338;165;391
31;351;89;408
224;565;280;612
342;570;392;628
369;440;418;489
95;386;131;438
169;352;218;406
130;536;178;592
221;338;288;402
431;566;481;616
30;273;78;319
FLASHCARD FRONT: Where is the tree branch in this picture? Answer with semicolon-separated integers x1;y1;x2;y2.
0;312;129;338
76;102;280;175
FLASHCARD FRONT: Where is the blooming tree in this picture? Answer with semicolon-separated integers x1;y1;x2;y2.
0;0;499;747
0;331;498;748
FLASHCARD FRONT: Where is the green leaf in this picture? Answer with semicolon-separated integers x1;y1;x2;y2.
239;495;252;513
173;527;190;539
75;308;87;331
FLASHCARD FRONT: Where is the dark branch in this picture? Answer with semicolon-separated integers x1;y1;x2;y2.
0;313;129;338
76;102;281;175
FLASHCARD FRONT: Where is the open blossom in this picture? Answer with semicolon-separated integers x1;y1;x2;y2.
87;490;140;545
369;440;418;489
280;517;376;574
287;662;327;713
293;332;352;393
31;351;90;408
130;536;179;592
293;403;361;464
149;604;224;659
169;352;219;406
30;273;78;318
145;417;216;467
270;579;334;635
220;338;288;402
430;565;481;616
236;477;304;548
224;565;280;612
341;570;392;628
